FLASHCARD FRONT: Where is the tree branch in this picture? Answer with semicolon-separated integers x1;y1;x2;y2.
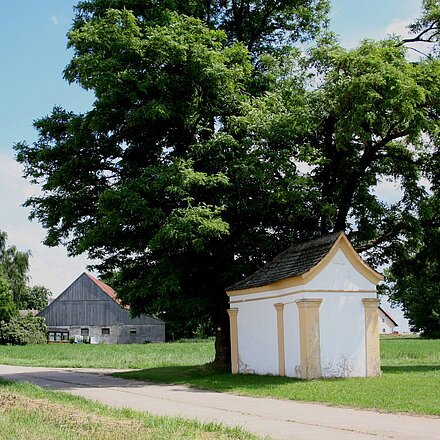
353;221;408;253
399;21;438;45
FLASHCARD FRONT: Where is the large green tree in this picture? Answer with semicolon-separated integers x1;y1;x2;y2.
381;0;440;336
254;39;440;254
15;1;328;363
18;285;51;311
386;192;440;337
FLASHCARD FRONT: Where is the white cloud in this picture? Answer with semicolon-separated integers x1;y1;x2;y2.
383;17;433;61
0;150;96;297
384;18;412;38
49;15;59;26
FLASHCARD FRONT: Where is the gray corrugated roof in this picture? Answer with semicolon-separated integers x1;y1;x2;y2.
227;232;341;291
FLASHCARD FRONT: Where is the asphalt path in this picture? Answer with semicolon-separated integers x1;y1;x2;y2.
0;365;439;439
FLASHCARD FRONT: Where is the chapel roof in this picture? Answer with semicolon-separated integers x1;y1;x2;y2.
228;232;341;292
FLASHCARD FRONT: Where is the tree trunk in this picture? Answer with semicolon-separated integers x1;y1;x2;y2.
213;291;231;370
334;144;378;231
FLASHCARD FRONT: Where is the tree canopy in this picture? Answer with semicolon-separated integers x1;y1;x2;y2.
16;3;329;358
386;192;440;337
73;0;330;55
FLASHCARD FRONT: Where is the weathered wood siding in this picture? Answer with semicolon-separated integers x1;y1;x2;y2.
39;273;163;328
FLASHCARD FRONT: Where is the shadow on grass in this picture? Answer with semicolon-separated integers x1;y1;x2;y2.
381;365;440;374
114;362;440;392
113;364;302;393
381;336;421;341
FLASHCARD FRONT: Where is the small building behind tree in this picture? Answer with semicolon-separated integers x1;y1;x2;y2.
226;232;383;379
378;306;398;334
38;273;165;344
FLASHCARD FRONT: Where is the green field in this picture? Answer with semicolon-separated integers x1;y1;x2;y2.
0;337;439;416
0;379;259;440
0;340;213;369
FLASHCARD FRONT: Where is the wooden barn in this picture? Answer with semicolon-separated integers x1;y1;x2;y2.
226;232;383;379
38;273;165;344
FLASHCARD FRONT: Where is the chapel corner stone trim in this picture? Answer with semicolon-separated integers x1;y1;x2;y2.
362;298;381;377
227;308;239;374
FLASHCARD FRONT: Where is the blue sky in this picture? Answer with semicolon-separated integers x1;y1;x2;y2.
0;1;424;330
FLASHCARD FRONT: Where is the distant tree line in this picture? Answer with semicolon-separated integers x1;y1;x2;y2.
0;231;50;344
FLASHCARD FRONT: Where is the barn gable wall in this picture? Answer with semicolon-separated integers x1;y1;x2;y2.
39;273;163;327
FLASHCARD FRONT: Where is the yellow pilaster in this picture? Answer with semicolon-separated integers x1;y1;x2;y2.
227;308;239;374
296;299;323;379
362;298;381;377
274;303;286;376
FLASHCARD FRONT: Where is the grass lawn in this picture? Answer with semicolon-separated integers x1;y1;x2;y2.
0;337;439;416
0;379;259;440
0;339;213;369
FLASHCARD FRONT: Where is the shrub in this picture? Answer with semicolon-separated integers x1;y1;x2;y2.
0;313;47;345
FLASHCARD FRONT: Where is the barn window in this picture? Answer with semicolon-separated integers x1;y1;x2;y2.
102;328;110;335
130;329;137;334
81;328;89;336
48;331;69;342
382;318;385;323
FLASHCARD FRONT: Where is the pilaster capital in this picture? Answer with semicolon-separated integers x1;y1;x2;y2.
296;298;323;309
362;298;380;309
227;308;239;318
274;303;285;312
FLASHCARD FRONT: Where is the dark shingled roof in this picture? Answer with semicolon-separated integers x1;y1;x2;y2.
228;232;341;292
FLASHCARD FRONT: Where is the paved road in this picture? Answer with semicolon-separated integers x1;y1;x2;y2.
0;365;439;440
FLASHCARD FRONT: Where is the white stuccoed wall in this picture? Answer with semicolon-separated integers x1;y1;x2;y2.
318;293;367;377
306;249;375;292
231;246;379;378
236;299;279;374
284;301;301;377
306;248;376;377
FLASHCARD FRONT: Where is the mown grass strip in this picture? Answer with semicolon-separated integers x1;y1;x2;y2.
0;379;262;440
0;339;214;369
